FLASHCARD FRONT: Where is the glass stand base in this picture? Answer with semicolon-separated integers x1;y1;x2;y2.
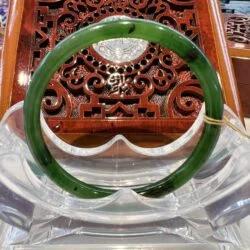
6;244;245;250
1;214;250;249
1;103;250;249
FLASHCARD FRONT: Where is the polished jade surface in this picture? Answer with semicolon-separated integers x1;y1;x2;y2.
23;19;224;199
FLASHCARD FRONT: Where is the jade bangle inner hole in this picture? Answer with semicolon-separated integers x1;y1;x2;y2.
42;34;202;148
24;20;223;199
40;104;205;188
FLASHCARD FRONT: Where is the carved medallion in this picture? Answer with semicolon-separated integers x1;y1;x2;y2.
93;15;149;63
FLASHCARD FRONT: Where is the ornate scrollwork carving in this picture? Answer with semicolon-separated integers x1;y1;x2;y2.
225;15;250;46
167;80;203;118
42;79;72;117
31;0;202;124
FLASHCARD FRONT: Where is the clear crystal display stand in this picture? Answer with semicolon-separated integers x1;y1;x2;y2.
1;101;250;249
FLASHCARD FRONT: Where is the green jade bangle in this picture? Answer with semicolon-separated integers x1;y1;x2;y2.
24;19;224;199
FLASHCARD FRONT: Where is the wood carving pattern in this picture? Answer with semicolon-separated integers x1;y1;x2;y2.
32;0;203;127
226;15;250;46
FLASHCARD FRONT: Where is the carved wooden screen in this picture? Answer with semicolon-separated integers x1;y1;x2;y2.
224;14;250;117
225;14;250;48
4;0;239;138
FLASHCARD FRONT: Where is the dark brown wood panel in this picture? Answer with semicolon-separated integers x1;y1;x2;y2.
232;58;250;117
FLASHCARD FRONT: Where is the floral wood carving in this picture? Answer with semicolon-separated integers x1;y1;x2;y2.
30;0;204;133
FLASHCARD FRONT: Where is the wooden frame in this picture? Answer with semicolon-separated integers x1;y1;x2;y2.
224;13;250;117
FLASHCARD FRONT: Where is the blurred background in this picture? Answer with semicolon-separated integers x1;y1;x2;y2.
221;0;250;14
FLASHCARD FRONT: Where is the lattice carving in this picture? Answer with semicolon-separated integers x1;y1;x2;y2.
31;0;203;126
226;15;250;46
